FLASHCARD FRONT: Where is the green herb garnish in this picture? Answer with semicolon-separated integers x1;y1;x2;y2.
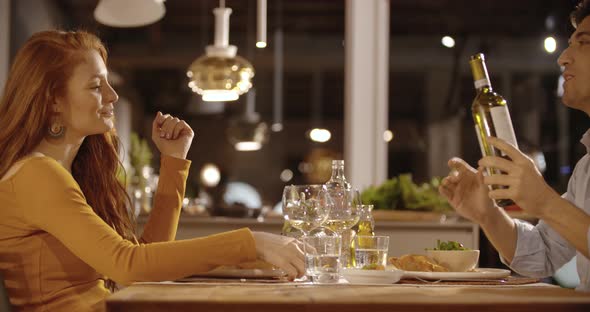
429;239;470;251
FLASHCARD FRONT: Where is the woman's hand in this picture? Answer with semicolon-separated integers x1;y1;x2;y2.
151;112;194;159
439;157;496;224
478;136;560;218
251;231;305;281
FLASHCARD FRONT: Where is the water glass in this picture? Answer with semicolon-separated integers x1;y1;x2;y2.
303;236;341;283
353;236;389;269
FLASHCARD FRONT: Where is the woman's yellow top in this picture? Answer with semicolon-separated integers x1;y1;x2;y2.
0;155;257;311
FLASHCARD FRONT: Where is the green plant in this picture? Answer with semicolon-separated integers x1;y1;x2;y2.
360;174;452;212
129;132;153;175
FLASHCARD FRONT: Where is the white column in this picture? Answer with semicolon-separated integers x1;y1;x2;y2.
0;0;10;91
344;0;390;190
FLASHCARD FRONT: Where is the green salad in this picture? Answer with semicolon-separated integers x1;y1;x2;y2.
430;239;470;251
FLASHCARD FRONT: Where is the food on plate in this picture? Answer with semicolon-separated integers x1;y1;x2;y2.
388;254;449;272
361;264;386;270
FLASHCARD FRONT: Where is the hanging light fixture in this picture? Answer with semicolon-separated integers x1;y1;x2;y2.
187;0;255;102
94;0;166;28
256;0;267;48
227;89;269;151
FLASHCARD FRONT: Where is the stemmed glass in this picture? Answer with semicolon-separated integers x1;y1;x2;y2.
282;185;332;237
322;188;360;235
321;188;361;268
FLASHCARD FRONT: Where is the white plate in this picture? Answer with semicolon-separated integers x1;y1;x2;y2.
401;268;510;281
181;268;286;280
342;269;404;284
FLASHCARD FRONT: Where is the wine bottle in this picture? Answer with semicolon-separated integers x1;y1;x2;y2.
324;160;355;267
469;53;518;207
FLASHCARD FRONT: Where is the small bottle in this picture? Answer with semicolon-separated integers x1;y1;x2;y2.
356;204;375;236
349;204;375;267
470;53;518;207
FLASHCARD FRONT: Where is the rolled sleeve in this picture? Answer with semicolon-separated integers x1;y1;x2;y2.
500;219;576;278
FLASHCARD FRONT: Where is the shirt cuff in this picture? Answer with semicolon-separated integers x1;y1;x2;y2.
499;219;536;267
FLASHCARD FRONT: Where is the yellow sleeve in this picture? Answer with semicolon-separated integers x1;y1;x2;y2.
140;155;190;243
13;157;257;285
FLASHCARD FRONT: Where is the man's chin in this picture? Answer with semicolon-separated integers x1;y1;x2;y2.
561;97;590;113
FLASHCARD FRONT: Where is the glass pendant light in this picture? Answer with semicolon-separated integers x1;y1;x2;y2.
187;0;255;102
227;89;268;151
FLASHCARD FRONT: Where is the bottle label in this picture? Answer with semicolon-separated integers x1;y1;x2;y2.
490;106;518;153
474;78;489;89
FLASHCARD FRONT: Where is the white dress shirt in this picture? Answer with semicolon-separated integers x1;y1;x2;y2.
502;130;590;291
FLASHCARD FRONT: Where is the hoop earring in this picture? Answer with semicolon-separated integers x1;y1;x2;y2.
48;117;65;138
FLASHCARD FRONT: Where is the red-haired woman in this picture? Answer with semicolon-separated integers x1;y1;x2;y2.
0;30;304;311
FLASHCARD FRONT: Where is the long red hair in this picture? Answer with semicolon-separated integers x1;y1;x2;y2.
0;30;134;241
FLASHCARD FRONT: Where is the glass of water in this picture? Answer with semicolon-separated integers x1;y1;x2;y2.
353;236;389;270
302;236;341;283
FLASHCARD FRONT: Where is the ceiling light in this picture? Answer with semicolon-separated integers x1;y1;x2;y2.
441;36;455;48
186;0;254;102
271;123;283;132
200;163;221;187
94;0;166;28
256;0;267;48
235;141;262;151
227;89;269;151
544;36;557;53
383;130;394;142
309;128;331;143
280;169;293;182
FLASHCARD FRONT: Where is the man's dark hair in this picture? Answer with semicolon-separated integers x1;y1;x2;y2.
571;0;590;28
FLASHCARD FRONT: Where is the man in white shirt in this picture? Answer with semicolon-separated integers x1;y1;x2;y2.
439;0;590;291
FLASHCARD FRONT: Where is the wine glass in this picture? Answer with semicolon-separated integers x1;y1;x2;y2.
321;188;361;268
282;185;332;237
322;188;360;235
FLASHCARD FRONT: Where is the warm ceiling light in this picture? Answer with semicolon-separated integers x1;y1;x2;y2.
383;130;394;142
309;128;331;143
227;90;269;151
186;0;254;102
256;0;267;48
441;36;455;48
544;36;557;53
280;169;293;182
200;163;221;187
235;141;263;151
94;0;166;28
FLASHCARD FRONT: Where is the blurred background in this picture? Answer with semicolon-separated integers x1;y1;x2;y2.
2;0;587;213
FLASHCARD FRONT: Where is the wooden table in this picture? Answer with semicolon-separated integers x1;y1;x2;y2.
106;282;590;312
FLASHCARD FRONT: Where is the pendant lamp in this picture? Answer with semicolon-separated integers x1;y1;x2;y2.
94;0;166;28
187;0;255;102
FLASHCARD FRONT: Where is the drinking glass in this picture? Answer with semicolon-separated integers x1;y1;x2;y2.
303;235;341;284
353;235;390;269
282;185;332;237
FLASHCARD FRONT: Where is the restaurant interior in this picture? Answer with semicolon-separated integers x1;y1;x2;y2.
2;0;590;304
